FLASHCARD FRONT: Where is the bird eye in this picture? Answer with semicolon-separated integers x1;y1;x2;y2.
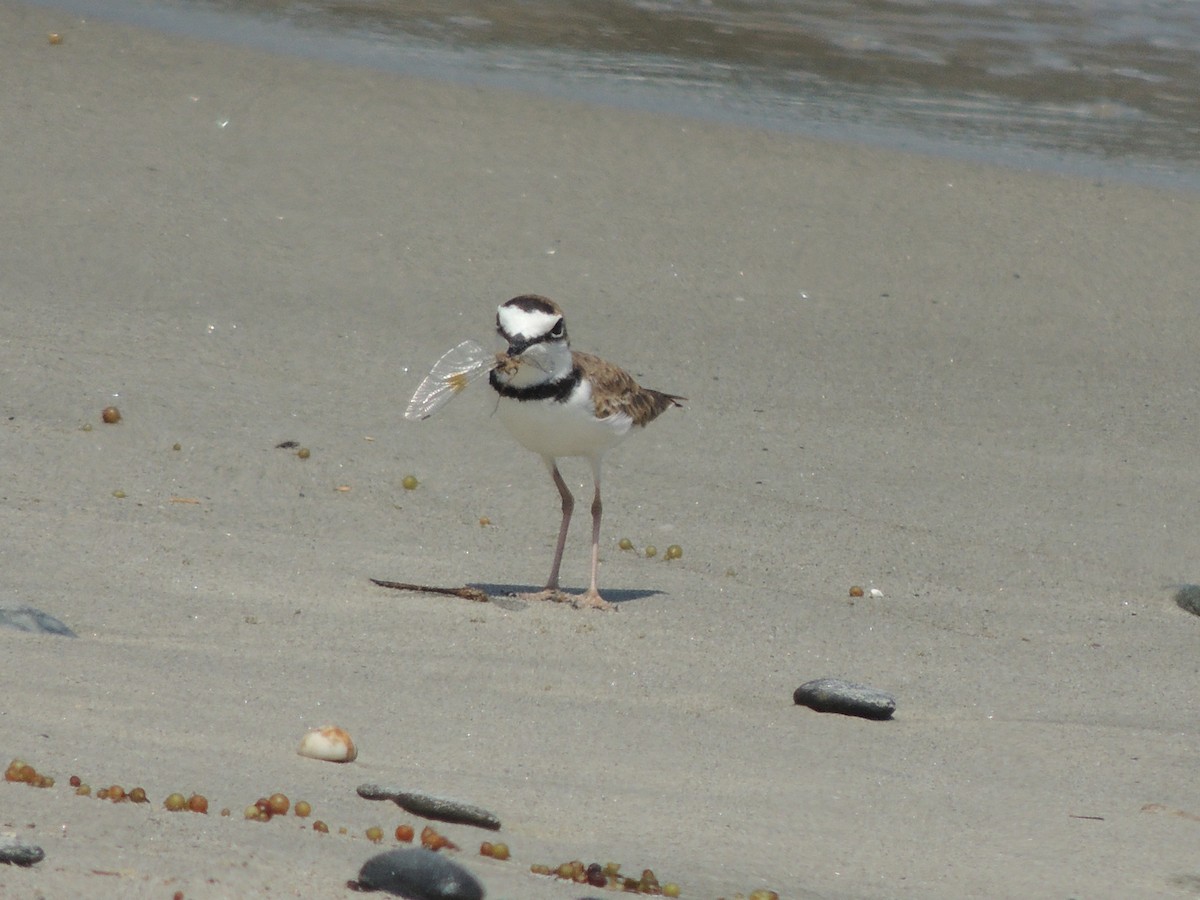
549;319;565;338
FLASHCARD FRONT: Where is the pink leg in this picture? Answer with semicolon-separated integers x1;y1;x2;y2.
574;458;613;610
518;457;614;611
543;460;573;591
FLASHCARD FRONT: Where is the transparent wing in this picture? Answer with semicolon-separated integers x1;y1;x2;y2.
404;340;494;421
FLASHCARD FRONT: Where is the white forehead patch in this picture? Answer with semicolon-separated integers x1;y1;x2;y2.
497;304;561;341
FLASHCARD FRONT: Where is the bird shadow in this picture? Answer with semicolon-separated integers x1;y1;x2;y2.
469;583;662;608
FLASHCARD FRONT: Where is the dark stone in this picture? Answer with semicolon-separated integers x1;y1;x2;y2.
1174;585;1200;617
0;834;45;866
0;607;76;637
356;848;485;899
357;784;501;830
794;678;896;720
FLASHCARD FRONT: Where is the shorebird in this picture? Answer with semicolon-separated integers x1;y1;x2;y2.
405;295;683;609
486;295;683;609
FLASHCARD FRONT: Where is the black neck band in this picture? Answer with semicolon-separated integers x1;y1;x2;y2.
490;367;581;403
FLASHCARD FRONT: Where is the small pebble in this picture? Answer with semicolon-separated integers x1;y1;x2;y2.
0;834;45;867
1174;584;1200;617
358;784;501;831
355;848;484;900
794;678;896;720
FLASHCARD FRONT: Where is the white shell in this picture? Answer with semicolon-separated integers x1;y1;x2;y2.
297;725;357;763
869;588;884;598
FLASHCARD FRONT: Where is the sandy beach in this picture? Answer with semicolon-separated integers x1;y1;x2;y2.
3;4;1200;898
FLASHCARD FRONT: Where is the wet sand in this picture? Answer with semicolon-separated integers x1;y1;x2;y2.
3;4;1200;898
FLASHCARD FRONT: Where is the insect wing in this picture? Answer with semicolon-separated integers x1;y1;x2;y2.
404;340;493;421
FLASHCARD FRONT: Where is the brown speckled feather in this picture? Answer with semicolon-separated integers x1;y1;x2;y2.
572;351;685;426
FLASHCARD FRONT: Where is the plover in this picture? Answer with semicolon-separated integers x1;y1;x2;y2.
405;294;683;610
488;295;683;609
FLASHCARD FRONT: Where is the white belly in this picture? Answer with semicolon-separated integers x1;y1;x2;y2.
495;385;633;460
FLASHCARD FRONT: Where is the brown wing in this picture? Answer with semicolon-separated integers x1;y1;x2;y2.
573;351;685;427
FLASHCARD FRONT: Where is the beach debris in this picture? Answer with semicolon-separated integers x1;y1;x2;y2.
47;32;63;45
371;580;491;603
4;759;54;788
0;833;44;867
530;859;679;895
793;678;896;720
357;784;501;831
849;585;864;597
245;793;291;821
162;791;208;812
93;784;149;804
478;841;509;861
618;538;634;550
274;439;310;458
1141;802;1200;822
0;606;76;637
1173;584;1200;617
420;825;459;851
402;474;419;490
101;406;121;424
869;588;884;598
645;545;657;558
396;824;415;843
299;725;358;763
351;847;485;899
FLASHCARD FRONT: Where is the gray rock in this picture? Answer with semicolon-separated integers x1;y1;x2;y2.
358;784;501;830
794;678;896;720
0;607;76;637
356;848;485;899
0;834;45;866
1174;585;1200;617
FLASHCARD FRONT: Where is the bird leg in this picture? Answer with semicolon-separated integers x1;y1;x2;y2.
517;459;575;604
518;458;614;611
572;460;614;610
544;460;573;591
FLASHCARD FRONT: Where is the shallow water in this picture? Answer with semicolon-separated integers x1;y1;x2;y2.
29;0;1200;189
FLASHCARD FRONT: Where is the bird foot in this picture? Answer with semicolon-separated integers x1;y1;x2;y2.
516;588;615;611
572;589;616;611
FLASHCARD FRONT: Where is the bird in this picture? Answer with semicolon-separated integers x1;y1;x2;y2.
487;294;683;610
